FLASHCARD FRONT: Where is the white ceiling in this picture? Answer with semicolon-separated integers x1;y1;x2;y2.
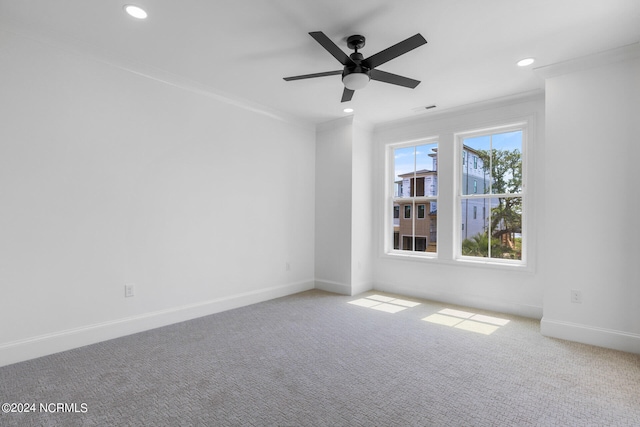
1;0;639;125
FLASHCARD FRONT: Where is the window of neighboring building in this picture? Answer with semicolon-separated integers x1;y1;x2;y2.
402;236;413;250
393;206;400;219
459;126;525;263
415;237;427;252
389;139;438;254
418;204;426;219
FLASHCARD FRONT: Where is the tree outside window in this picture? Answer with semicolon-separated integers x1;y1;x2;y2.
460;130;523;260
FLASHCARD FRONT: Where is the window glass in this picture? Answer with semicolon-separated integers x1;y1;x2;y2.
490;131;523;195
387;124;526;265
462;135;490;196
460;129;524;262
391;141;438;253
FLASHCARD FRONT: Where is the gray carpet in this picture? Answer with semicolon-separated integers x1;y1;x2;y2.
1;289;639;426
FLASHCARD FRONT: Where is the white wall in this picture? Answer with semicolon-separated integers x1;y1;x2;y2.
539;48;640;353
351;120;374;295
314;117;354;294
0;32;316;366
314;117;374;296
371;95;545;318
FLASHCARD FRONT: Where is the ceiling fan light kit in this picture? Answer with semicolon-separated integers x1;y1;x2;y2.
284;31;427;102
343;72;370;90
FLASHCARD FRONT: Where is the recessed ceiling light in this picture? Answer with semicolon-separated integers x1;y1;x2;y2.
343;108;354;113
124;5;147;19
517;58;535;67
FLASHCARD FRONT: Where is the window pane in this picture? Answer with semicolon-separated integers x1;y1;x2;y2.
398;202;413;252
461;199;490;257
391;141;438;255
394;146;414;197
461;197;522;260
491;131;522;195
394;143;438;197
428;215;437;253
462;135;490;195
415;143;438;196
391;203;400;249
490;196;522;260
460;199;490;256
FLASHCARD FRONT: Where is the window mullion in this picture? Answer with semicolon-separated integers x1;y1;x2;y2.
485;135;493;259
412;146;417;251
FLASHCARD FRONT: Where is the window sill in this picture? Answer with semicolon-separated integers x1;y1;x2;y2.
384;251;438;261
381;251;533;273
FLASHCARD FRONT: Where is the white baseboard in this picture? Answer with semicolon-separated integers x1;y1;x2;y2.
314;279;352;295
0;280;314;368
541;318;640;354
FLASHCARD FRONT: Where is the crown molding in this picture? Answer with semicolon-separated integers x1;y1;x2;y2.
0;21;314;131
534;42;640;80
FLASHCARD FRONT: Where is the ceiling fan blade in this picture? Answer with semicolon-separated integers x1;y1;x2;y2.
363;33;427;69
341;87;355;102
309;31;355;66
283;70;343;81
370;69;421;88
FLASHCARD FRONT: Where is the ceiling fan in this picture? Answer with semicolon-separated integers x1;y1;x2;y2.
283;31;427;102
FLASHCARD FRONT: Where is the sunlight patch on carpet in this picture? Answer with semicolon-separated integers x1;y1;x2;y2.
348;294;421;313
423;309;510;335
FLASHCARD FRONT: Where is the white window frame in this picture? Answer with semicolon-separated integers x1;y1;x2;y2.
454;122;528;266
385;137;438;258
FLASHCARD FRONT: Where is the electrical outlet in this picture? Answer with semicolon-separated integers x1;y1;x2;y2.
125;284;135;298
570;289;582;304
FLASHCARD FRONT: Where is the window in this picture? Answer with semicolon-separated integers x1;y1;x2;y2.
418;204;426;219
384;119;529;268
459;127;525;262
389;140;438;253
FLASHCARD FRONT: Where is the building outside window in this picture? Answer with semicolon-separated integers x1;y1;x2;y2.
386;121;527;267
391;140;438;253
459;127;524;261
